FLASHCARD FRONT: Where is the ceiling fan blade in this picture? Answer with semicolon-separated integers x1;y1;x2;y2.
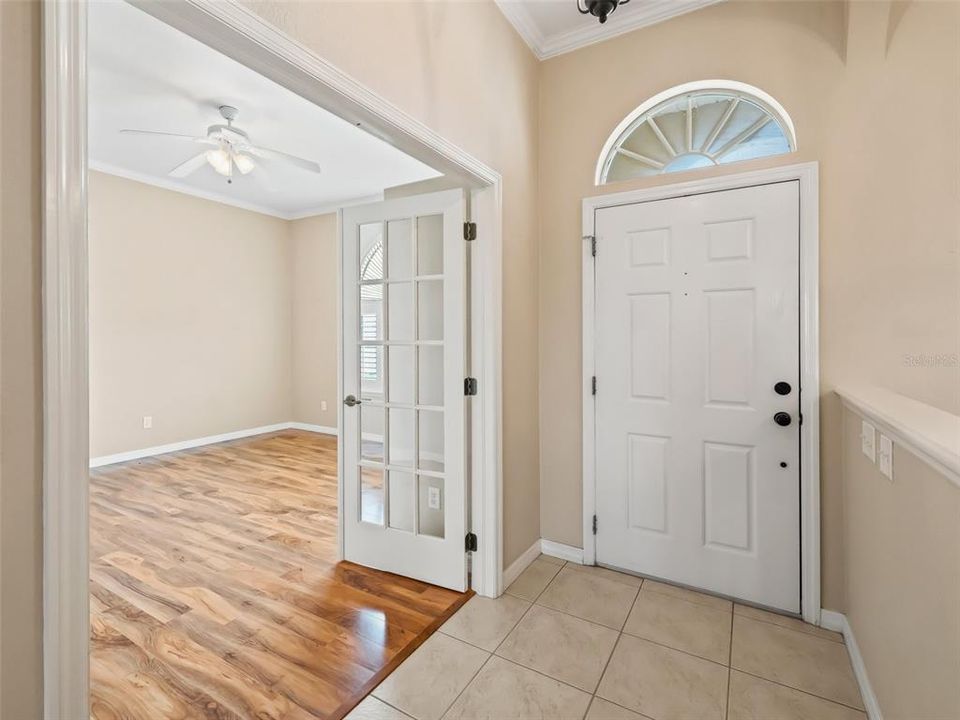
120;129;216;146
168;153;209;178
240;143;321;174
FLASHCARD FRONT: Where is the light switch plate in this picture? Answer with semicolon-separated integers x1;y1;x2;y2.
142;415;153;429
861;421;876;462
879;434;893;480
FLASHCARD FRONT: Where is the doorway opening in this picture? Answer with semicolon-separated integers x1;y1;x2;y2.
44;1;504;716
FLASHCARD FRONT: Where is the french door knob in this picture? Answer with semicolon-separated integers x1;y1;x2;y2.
344;394;362;407
773;412;792;427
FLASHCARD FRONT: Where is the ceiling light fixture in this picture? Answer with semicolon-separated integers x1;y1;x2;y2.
205;145;232;177
120;105;318;185
577;0;630;24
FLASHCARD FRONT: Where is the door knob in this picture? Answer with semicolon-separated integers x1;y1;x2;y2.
773;412;792;427
344;394;362;407
774;381;792;395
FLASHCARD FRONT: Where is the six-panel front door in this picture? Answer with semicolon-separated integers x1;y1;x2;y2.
594;181;801;612
341;189;467;592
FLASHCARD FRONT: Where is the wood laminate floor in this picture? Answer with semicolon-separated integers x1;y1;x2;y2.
90;430;470;720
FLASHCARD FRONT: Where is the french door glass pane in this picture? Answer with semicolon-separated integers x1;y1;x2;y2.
388;345;414;405
418;279;443;341
418;345;443;406
418;410;444;472
388;471;415;532
389;282;414;341
418;475;445;538
361;467;384;526
359;223;384;281
360;345;383;399
388;407;414;468
360;285;384;340
417;214;444;275
360;406;384;463
388;219;413;280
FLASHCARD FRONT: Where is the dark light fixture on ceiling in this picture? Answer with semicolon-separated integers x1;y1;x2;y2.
577;0;631;24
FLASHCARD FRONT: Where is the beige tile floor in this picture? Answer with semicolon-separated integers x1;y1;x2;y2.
347;556;865;720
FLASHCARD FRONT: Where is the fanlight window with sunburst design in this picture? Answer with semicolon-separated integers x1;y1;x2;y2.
597;82;796;184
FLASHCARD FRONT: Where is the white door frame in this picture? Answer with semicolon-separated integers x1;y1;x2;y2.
581;162;820;625
42;1;504;716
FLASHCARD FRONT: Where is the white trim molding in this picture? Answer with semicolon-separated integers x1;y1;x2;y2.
494;0;721;61
89;160;381;221
43;1;90;717
838;385;960;489
540;540;585;565
819;610;884;720
89;422;338;468
45;0;504;716
581;161;821;625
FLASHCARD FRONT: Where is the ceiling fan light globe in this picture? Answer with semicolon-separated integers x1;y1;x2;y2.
233;153;256;175
205;148;232;176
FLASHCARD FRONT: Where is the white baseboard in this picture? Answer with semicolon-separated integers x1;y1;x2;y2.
502;540;542;589
90;421;338;467
820;609;883;720
540;539;584;565
287;421;338;436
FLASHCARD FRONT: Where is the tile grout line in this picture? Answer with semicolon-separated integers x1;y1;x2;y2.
504;558;566;604
730;667;868;714
437;651;495;719
733;609;845;643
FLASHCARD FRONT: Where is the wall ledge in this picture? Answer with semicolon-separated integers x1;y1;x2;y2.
837;385;960;489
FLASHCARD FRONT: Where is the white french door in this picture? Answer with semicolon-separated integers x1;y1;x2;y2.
341;189;468;591
593;181;801;612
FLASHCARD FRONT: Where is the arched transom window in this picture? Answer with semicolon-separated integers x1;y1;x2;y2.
597;81;796;184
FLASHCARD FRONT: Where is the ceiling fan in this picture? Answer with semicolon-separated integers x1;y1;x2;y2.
120;105;322;184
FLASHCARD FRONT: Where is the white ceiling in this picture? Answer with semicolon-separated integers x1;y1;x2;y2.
88;1;441;219
495;0;721;60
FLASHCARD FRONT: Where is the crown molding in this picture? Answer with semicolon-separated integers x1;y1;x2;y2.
495;0;722;60
89;160;377;220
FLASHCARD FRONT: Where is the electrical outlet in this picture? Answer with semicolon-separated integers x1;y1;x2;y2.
861;420;875;462
321;400;328;412
142;415;153;430
878;434;893;480
427;486;441;510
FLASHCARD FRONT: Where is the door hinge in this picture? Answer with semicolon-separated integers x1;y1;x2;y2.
464;377;478;396
584;234;596;257
592;514;597;535
591;376;597;395
465;532;478;552
463;221;477;241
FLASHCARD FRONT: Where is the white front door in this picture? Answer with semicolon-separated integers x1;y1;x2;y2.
593;181;801;612
341;189;467;591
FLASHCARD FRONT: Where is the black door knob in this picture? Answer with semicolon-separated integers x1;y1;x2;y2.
774;412;792;427
774;381;792;396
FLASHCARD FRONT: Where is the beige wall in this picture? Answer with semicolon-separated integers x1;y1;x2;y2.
89;172;295;457
244;0;543;565
841;406;960;719
0;1;42;716
537;0;960;609
89;172;340;457
291;212;339;429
